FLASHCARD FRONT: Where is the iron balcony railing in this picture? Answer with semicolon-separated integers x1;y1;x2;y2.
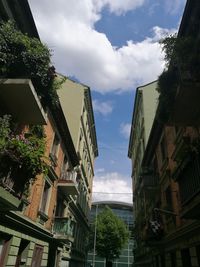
60;170;77;183
53;217;75;238
0;167;25;199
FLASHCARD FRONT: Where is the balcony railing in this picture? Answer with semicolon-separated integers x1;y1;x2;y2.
60;170;77;181
53;217;75;242
0;167;25;210
57;170;79;196
142;174;159;188
179;155;200;204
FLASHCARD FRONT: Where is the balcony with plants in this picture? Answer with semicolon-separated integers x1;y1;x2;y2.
0;20;65;116
157;34;200;125
0;115;48;210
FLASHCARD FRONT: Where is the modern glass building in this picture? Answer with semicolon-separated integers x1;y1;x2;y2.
87;201;134;267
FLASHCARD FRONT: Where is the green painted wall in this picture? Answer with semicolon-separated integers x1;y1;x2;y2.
142;81;159;146
0;224;49;267
58;77;84;151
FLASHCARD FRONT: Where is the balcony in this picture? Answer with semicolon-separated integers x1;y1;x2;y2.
0;167;25;210
57;171;79;196
179;155;200;219
0;79;46;125
53;217;75;242
142;174;158;188
140;171;159;198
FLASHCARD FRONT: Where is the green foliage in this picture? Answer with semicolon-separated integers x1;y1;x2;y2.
160;34;200;79
0;21;60;105
92;206;129;262
159;34;177;68
157;34;200;122
0;114;11;149
0;115;48;180
156;69;179;122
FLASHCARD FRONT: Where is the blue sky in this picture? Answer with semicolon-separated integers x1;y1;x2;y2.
29;0;186;203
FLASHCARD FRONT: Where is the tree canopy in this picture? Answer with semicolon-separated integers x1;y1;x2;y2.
92;206;129;265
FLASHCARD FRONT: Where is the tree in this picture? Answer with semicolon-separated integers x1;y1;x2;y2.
92;206;129;267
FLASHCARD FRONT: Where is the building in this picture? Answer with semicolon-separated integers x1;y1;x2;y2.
57;77;98;267
128;1;200;266
128;81;159;200
128;81;159;266
87;201;134;267
0;1;98;267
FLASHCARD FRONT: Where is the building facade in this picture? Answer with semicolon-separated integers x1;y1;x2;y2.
0;1;98;267
128;81;158;250
87;201;134;267
128;1;200;266
58;77;98;267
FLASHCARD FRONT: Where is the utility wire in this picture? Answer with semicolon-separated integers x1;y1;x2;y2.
93;192;132;194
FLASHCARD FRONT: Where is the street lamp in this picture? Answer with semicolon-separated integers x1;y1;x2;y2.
92;204;98;267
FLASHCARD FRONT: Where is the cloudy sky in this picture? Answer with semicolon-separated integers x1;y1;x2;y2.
29;0;186;203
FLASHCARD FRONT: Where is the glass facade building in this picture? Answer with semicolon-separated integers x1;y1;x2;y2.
87;201;134;267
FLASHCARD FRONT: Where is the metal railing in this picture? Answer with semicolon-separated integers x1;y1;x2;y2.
53;217;75;237
60;170;77;183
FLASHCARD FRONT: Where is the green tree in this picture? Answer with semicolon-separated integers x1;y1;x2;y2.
92;206;129;267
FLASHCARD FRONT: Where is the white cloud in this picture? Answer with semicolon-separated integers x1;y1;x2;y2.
93;99;113;115
28;0;174;93
93;0;145;15
151;26;177;41
92;172;132;203
120;123;131;139
164;0;186;15
95;168;105;173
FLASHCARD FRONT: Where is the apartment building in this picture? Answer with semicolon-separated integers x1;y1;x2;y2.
128;81;158;210
129;1;200;266
58;77;98;267
0;1;98;267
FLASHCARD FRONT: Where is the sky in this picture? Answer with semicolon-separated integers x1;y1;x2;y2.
28;0;186;203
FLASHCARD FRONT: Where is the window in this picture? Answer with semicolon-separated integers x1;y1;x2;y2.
160;254;166;267
196;245;200;266
170;251;177;267
61;155;71;179
55;196;65;217
181;248;192;267
31;245;43;267
165;186;172;210
51;133;59;157
40;181;51;214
